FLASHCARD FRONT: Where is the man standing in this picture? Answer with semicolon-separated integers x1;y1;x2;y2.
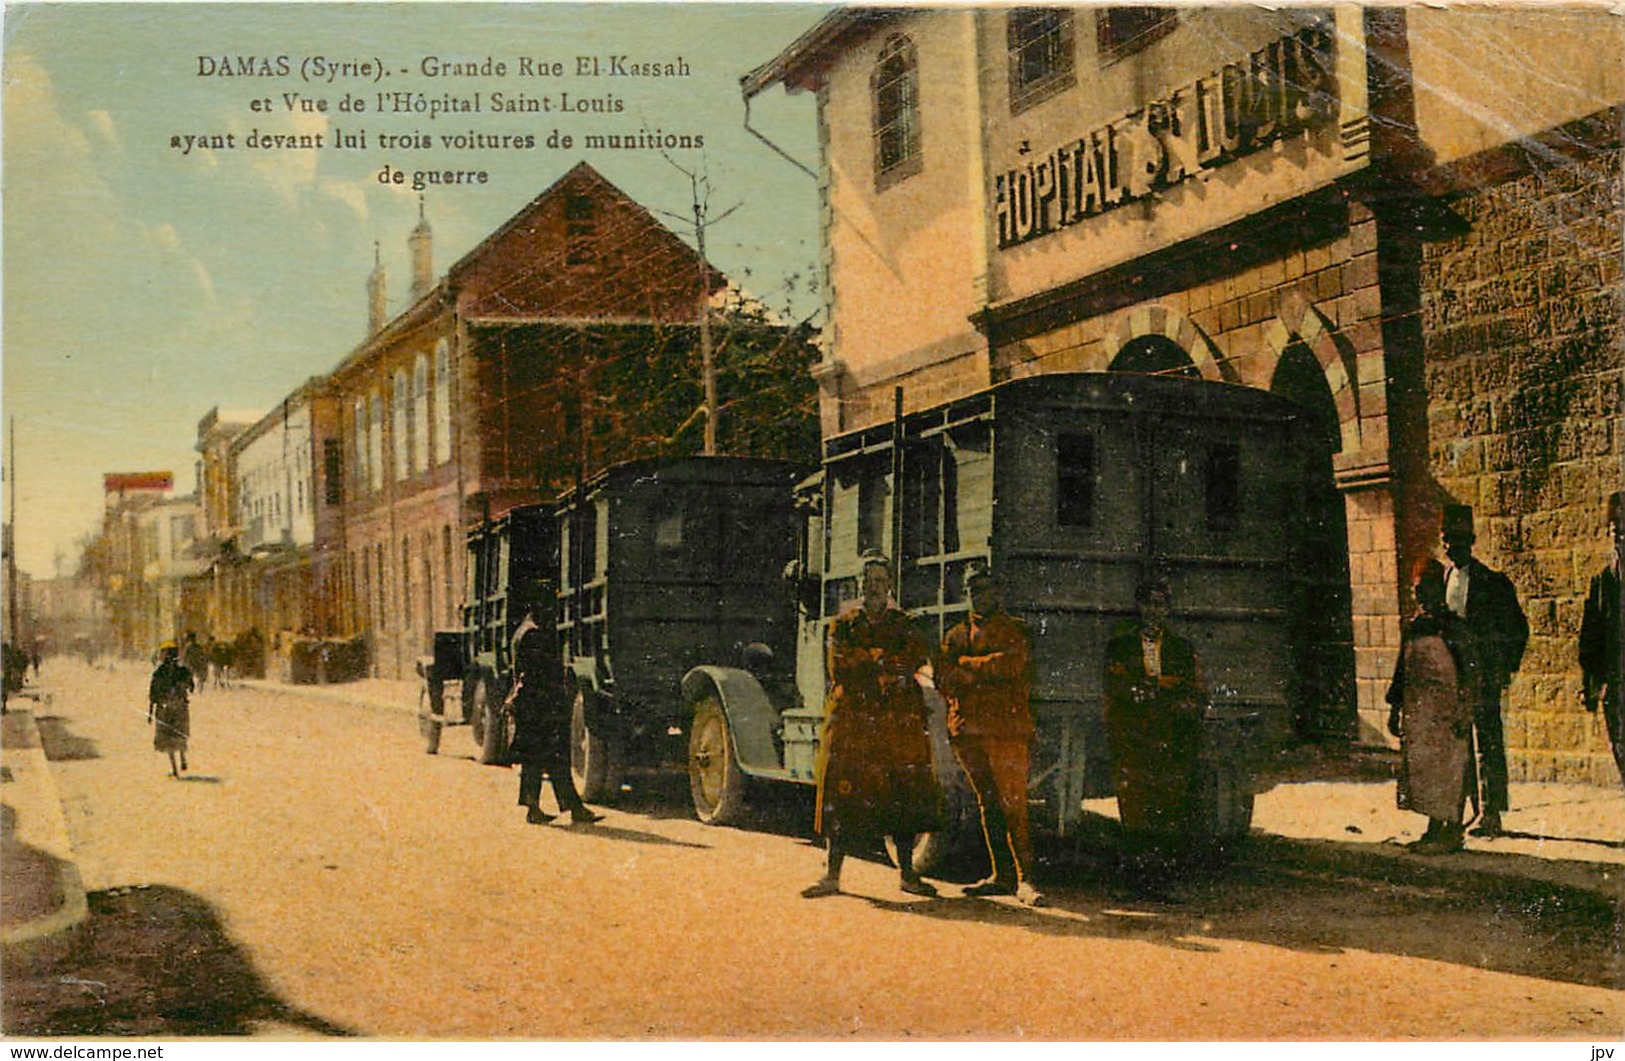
1580;492;1623;785
935;565;1045;907
804;554;940;899
507;582;602;827
1103;573;1206;893
1440;504;1528;838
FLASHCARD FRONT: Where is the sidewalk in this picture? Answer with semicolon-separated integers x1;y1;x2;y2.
1;695;90;962
4;673;1619;956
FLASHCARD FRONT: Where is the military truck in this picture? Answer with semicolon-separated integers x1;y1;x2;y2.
419;455;810;791
684;372;1321;842
417;502;557;762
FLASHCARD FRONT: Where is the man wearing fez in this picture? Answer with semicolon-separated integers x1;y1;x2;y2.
1580;492;1624;784
804;553;941;899
508;580;602;827
1103;572;1207;891
1440;504;1528;838
935;564;1046;907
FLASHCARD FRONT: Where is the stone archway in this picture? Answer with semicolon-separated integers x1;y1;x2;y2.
1103;305;1232;382
1271;339;1359;741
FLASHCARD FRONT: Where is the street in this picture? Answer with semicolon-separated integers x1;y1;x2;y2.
4;658;1622;1039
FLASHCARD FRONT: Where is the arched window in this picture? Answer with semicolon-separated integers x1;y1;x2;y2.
353;398;368;488
413;353;429;475
871;35;921;187
433;340;453;466
393;368;411;481
367;392;383;492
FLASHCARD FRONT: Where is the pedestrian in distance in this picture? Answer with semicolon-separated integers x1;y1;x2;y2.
1580;491;1624;785
934;563;1046;907
149;640;192;778
210;635;235;689
1102;571;1206;896
182;631;208;696
1440;504;1528;837
1387;560;1480;854
507;581;602;827
804;553;942;899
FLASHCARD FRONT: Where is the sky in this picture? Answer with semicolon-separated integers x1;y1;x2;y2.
1;1;828;579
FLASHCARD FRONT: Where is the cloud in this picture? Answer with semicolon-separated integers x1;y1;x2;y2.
86;108;121;152
320;177;370;221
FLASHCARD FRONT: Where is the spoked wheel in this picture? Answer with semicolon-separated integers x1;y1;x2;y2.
478;681;512;766
688;695;746;826
570;683;619;802
418;682;443;755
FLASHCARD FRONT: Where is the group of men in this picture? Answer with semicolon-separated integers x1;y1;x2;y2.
802;553;1211;904
1384;497;1624;854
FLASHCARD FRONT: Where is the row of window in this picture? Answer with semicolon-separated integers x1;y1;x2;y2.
873;7;1177;185
348;524;459;635
352;340;455;493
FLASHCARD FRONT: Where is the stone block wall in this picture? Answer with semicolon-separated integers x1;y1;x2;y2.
1421;141;1623;786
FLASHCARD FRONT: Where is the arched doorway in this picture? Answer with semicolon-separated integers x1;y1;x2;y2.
1109;335;1202;377
1271;341;1357;741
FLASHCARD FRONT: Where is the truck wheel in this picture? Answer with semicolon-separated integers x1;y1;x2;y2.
477;683;511;766
688;696;746;826
418;683;442;755
570;684;619;802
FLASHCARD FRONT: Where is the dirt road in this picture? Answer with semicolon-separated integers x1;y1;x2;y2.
4;659;1621;1039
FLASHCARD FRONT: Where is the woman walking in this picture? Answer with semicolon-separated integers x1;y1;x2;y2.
148;641;193;778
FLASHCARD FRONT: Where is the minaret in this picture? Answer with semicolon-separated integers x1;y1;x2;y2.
366;241;387;335
409;195;433;300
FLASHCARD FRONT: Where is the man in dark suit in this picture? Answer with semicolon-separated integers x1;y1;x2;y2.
508;581;601;827
1580;492;1623;785
1441;504;1528;838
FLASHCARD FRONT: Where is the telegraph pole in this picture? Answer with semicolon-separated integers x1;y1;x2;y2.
7;417;19;649
695;195;717;456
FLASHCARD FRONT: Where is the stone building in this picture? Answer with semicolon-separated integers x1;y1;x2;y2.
744;7;1622;781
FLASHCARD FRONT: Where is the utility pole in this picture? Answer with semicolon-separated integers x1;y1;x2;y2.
7;417;19;648
695;194;717;456
655;158;740;458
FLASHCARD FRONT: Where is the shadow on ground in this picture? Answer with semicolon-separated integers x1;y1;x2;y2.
33;716;100;763
2;884;353;1037
0;803;66;932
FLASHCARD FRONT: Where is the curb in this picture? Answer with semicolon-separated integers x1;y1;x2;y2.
238;678;415;715
1;706;90;959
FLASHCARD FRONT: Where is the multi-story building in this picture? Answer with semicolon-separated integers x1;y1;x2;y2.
212;379;345;642
745;7;1623;782
333;162;816;679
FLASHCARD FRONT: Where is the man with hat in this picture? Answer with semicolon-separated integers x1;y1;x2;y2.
1579;492;1623;785
935;562;1045;906
1440;503;1528;837
506;579;601;826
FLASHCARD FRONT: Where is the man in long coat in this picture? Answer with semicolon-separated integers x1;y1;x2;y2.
804;554;940;898
148;640;192;778
1441;504;1528;837
1103;574;1206;888
935;564;1045;906
507;584;601;826
1580;492;1623;784
1387;560;1480;853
